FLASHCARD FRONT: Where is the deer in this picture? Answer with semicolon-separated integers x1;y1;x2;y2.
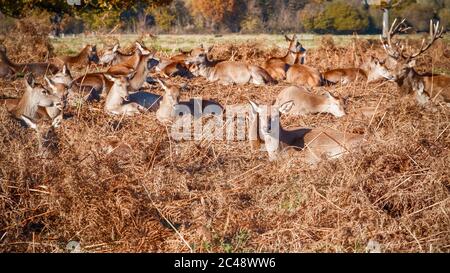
70;72;113;101
381;18;450;105
106;42;152;75
286;51;322;88
71;53;159;101
185;45;276;85
103;73;146;116
155;47;201;79
99;44;120;66
155;79;181;123
322;56;394;85
50;64;73;86
248;100;365;163
275;86;346;117
41;76;69;121
263;34;306;80
0;45;15;78
0;74;62;127
52;44;99;68
155;79;223;124
0;45;59;76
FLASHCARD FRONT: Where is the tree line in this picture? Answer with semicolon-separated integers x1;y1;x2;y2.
1;0;449;35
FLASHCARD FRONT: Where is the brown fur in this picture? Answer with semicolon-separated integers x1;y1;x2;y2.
0;46;58;76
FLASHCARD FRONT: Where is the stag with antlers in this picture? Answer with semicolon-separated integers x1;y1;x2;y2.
380;18;450;105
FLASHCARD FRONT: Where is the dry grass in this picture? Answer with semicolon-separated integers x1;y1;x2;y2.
0;29;449;253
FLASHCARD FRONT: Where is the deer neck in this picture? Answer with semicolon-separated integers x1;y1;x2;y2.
128;56;149;90
263;126;289;161
15;90;38;118
281;50;297;65
130;51;141;69
198;58;216;79
156;95;176;121
75;46;89;62
396;68;419;95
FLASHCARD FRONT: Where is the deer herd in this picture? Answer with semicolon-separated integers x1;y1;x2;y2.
0;19;448;163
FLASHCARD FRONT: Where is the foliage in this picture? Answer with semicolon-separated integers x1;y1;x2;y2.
438;8;450;29
2;0;450;34
301;1;369;34
240;15;264;33
147;5;176;31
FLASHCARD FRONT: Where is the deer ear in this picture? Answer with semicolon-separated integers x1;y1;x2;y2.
292;34;297;40
206;45;213;53
62;64;68;75
407;59;416;67
126;71;137;81
44;76;56;90
25;73;35;89
279;100;294;114
104;74;116;82
135;42;143;51
324;91;334;99
284;35;291;42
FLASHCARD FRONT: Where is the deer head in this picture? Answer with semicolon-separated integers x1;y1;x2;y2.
249;100;294;161
380;18;444;81
185;45;214;65
88;44;100;64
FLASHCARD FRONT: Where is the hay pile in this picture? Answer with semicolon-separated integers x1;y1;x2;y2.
2;18;54;62
0;36;449;253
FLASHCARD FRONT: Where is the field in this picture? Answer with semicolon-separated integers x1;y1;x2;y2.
0;32;449;253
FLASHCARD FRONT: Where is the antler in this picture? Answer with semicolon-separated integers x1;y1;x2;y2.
406;20;444;60
380;18;410;59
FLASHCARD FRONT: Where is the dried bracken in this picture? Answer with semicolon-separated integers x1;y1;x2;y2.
0;34;449;253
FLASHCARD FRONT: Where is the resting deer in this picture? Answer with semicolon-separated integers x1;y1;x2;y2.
106;42;152;75
51;64;73;86
156;47;204;78
323;56;394;85
381;18;450;105
41;76;69;120
71;53;158;101
248;100;364;163
0;45;15;78
155;79;181;123
0;74;62;127
155;79;223;124
275;86;346;117
263;34;306;80
103;73;145;116
99;44;120;66
53;44;99;68
286;51;322;88
185;45;276;85
0;45;59;76
71;72;113;101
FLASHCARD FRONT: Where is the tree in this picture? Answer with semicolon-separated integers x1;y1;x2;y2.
307;1;368;34
439;8;450;29
366;0;404;37
190;0;236;30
